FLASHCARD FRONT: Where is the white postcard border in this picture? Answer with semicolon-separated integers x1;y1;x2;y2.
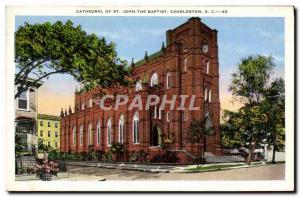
5;5;295;192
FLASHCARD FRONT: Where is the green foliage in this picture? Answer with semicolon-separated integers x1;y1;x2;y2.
225;55;285;164
110;143;124;154
229;55;275;104
223;104;268;150
48;149;61;161
188;118;213;144
87;148;98;161
221;125;242;149
15;20;131;98
109;143;125;161
102;151;113;162
15;127;27;158
129;149;150;163
37;139;50;153
262;78;285;152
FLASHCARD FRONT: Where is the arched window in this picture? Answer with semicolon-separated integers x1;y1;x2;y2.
81;102;85;110
88;98;93;108
119;115;125;144
132;112;139;143
135;80;143;91
79;124;83;145
166;72;171;89
96;120;101;145
204;87;209;102
150;73;159;87
151;124;161;147
206;61;210;74
72;126;77;146
184;58;188;72
208;89;212;103
107;118;112;146
166;111;171;122
88;123;93;145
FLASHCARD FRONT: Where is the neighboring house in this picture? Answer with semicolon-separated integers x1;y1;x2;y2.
37;114;61;149
60;17;221;164
15;78;43;152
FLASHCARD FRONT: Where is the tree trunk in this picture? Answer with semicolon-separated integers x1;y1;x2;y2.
246;140;257;165
197;142;200;167
272;135;277;163
203;135;207;164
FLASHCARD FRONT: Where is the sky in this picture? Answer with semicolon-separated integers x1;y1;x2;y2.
15;16;285;116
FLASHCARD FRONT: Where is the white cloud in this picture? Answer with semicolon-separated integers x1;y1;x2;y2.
258;29;272;38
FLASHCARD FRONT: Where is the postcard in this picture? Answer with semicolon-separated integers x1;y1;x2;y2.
6;5;294;192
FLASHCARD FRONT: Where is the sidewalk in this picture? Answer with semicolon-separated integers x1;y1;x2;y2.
65;161;269;173
66;161;181;173
15;172;106;181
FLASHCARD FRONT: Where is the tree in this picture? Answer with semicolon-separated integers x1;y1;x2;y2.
262;78;285;163
223;104;269;165
221;110;243;149
229;55;274;105
188;118;213;167
226;55;284;165
240;105;268;165
15;20;130;98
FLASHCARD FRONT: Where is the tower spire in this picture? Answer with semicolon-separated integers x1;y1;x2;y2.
131;58;135;68
60;108;64;117
68;105;72;115
144;51;149;61
161;41;166;52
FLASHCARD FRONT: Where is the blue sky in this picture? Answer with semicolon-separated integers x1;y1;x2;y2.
15;16;285;115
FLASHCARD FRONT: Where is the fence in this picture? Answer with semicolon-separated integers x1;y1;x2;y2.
16;155;67;174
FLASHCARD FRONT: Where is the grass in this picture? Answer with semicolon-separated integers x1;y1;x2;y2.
188;163;245;173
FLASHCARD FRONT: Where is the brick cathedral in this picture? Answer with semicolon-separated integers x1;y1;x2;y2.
60;17;221;163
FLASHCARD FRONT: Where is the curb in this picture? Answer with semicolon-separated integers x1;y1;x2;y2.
67;163;170;173
182;163;274;173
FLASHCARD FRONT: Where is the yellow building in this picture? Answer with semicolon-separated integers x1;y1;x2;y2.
37;114;61;149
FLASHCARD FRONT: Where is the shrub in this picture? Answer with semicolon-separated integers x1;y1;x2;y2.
87;148;98;161
96;150;106;161
110;143;124;161
48;149;60;161
161;132;175;150
102;151;113;162
129;149;150;163
26;167;35;174
34;158;59;181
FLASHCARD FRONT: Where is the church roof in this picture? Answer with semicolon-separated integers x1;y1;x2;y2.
134;50;163;67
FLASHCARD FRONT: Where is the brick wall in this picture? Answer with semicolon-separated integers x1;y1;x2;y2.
60;17;221;163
